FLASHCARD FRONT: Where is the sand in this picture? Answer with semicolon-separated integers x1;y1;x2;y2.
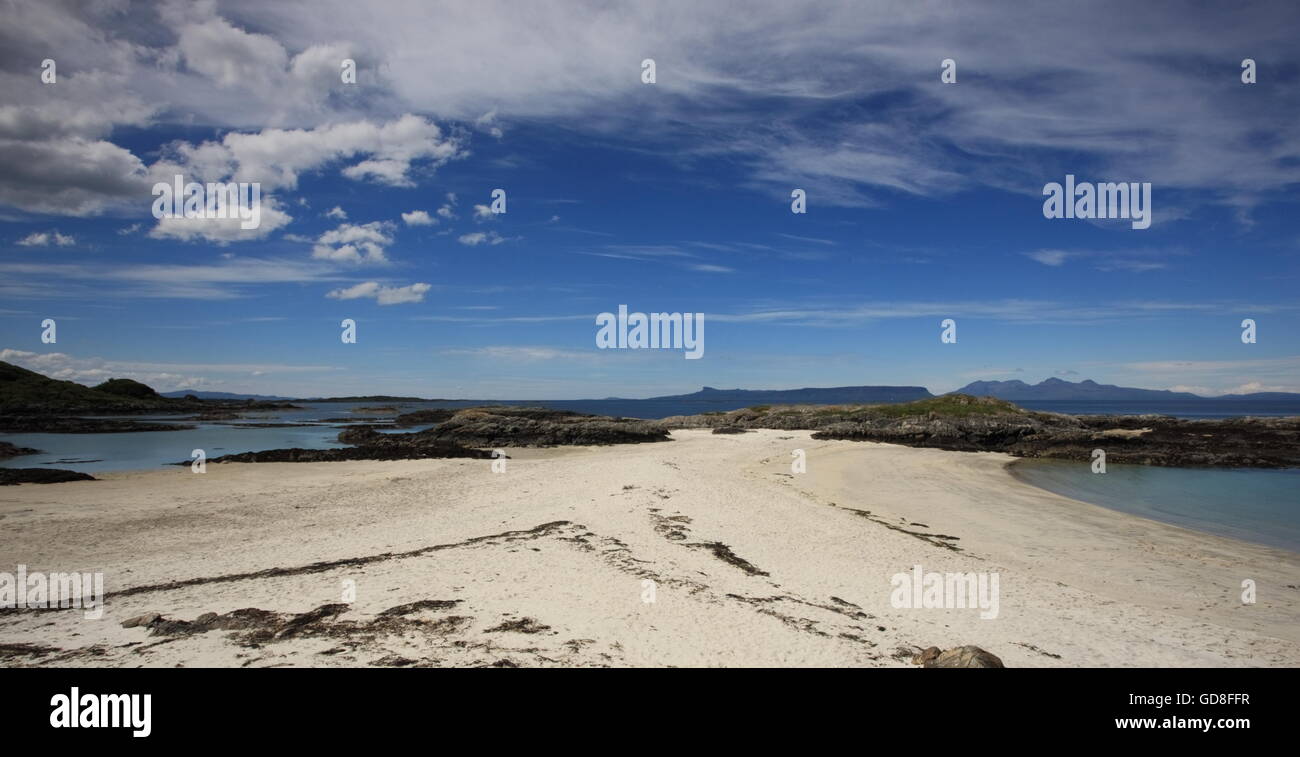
1;429;1296;667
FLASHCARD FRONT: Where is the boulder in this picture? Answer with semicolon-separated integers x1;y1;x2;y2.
916;645;1005;668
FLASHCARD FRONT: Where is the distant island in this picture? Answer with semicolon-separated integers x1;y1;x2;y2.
4;360;1299;419
160;390;293;401
949;377;1300;402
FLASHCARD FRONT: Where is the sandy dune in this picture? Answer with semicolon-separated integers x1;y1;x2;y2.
1;429;1296;667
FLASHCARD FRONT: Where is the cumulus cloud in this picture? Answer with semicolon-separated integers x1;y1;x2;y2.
401;209;435;226
156;114;464;192
326;206;348;219
326;281;431;305
148;196;293;244
312;221;395;264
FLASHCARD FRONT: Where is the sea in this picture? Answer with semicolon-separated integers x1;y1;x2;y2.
2;397;1297;552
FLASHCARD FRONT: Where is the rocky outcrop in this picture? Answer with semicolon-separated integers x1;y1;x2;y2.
666;395;1300;469
188;441;494;464
812;411;1300;468
915;645;1005;668
0;468;96;485
421;407;670;447
392;408;459;427
0;441;39;459
0;360;301;415
0;417;195;433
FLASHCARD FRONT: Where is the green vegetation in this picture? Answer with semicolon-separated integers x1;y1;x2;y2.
93;378;160;398
0;360;177;413
865;394;1025;418
742;395;1026;421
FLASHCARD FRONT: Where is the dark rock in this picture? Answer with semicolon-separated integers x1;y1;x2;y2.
0;417;194;434
177;441;494;465
0;441;39;459
423;406;670;447
711;426;750;434
666;395;1300;469
393;408;458;427
0;468;95;485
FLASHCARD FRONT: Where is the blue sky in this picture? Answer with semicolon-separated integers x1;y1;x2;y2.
1;0;1298;398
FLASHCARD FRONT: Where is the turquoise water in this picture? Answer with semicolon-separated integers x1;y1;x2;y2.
0;402;412;473
1010;459;1300;553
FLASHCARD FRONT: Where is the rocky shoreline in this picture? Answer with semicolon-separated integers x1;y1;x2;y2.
164;407;669;467
0;468;96;485
663;395;1300;469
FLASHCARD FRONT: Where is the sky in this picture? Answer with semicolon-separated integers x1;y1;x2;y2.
1;0;1297;399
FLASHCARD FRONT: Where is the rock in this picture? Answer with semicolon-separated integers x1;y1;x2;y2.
121;613;161;629
917;645;1005;668
423;406;671;447
393;408;458;427
711;426;750;434
0;441;40;459
0;417;195;434
178;441;494;465
664;395;1300;469
915;646;941;665
0;468;96;485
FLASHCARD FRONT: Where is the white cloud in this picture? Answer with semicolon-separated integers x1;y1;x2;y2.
401;209;436;226
472;204;495;220
148;197;292;244
16;231;75;247
2;1;1295;226
1026;249;1072;266
160;114;464;191
312;221;395;264
326;281;431;305
475;110;504;138
442;346;594;361
326;205;348;219
437;193;458;219
458;230;507;246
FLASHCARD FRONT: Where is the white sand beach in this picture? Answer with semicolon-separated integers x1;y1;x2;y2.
1;429;1297;668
